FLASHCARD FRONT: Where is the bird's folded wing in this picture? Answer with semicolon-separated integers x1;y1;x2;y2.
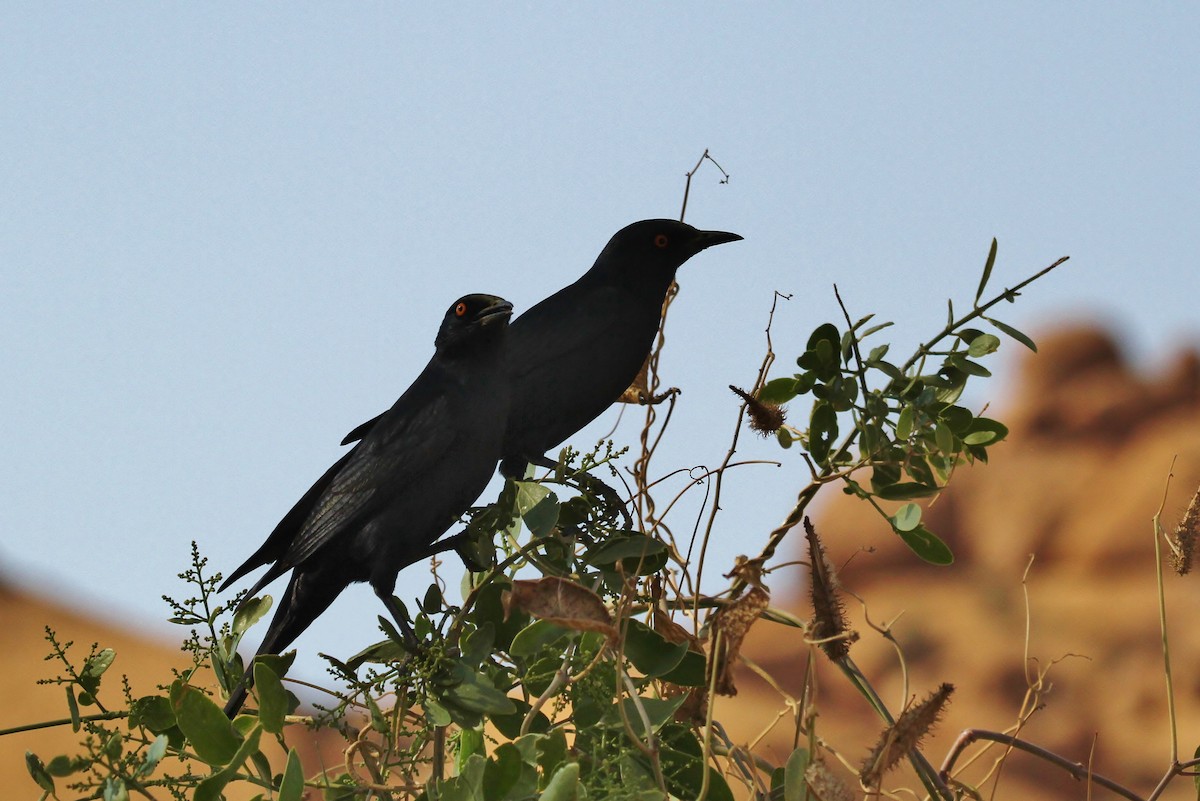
277;394;456;569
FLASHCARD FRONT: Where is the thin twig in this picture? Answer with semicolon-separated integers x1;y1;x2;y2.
1151;456;1180;763
939;730;1141;801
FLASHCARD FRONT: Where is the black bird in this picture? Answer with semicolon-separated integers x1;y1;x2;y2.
219;293;513;716
343;219;743;481
496;219;742;479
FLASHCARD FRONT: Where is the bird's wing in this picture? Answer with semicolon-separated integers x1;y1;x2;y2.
219;446;360;592
275;377;458;571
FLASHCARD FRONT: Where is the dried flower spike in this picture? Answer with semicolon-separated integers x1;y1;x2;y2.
806;518;852;660
730;385;786;435
1170;484;1199;575
860;683;955;787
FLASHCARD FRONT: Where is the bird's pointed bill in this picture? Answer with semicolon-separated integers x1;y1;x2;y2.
688;229;743;255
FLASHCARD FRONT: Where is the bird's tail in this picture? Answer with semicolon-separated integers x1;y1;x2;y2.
223;569;346;718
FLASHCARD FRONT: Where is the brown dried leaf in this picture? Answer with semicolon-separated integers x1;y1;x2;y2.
710;585;770;696
805;760;854;801
652;607;704;651
618;355;653;404
502;577;618;640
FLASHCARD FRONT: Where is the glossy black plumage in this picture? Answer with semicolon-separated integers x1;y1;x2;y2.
342;220;742;474
498;219;742;476
220;294;512;716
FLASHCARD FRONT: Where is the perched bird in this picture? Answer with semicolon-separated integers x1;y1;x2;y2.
219;293;513;716
343;219;743;480
497;219;742;478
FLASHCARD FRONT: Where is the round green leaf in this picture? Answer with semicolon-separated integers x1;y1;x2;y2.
891;503;922;532
967;333;1001;357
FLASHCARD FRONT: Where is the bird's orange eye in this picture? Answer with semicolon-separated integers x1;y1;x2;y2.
455;302;468;317
654;234;669;249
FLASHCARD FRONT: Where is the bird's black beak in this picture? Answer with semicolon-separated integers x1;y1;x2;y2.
477;299;514;325
688;229;743;255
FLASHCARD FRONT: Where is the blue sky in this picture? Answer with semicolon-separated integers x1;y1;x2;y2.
2;6;1196;684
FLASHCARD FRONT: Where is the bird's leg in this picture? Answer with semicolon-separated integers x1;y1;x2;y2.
375;588;422;651
529;455;634;529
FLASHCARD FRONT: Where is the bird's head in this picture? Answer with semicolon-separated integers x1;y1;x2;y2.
435;293;514;353
592;219;743;285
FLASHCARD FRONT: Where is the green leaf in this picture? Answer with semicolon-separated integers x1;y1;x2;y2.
232;595;272;639
474;581;527;654
278;748;305;801
975;237;998;303
897;524;954;565
963;417;1009;446
46;755;82;778
987;317;1038;351
172;682;242;766
253;662;288;734
586;535;666;570
423;583;445;614
83;648;116;679
483;744;523;800
875;482;939;501
941;404;973;433
601;695;687;739
102;777;129;801
458;726;485;771
783;747;810;801
540;762;580;801
808;401;838;465
513;481;560;538
129;695;180;733
446;669;517;716
967;333;1001;357
193;726;262;801
623;620;688;678
424;698;453;727
656;745;735;801
757;376;800;404
139;735;169;777
345;637;406;669
660;649;707;687
860;321;895;339
490;700;549;739
934;422;957;455
776;426;793;449
462;623;495;668
948;354;992;377
896;405;914;440
523;494;561;539
66;686;81;732
25;752;54;794
509;619;571;658
892;503;922;532
798;323;842;378
758;376;796;407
